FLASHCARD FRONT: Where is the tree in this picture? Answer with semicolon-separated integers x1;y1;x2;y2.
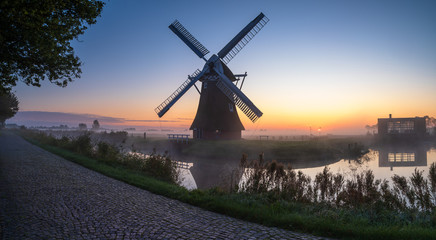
0;92;19;128
365;124;377;135
425;116;436;136
92;119;100;130
0;0;104;94
78;123;87;130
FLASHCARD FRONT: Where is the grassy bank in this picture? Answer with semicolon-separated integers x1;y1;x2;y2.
18;131;436;240
131;136;371;163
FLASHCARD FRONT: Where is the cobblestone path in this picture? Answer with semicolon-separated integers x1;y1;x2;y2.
0;133;329;239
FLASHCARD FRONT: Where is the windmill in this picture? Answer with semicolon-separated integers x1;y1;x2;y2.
155;13;269;140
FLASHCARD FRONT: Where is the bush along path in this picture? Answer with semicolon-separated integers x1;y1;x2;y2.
0;131;330;239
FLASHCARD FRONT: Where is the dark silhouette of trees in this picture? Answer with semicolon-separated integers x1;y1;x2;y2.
365;124;377;135
78;123;87;130
92;119;100;130
0;92;19;128
0;0;105;94
426;117;436;127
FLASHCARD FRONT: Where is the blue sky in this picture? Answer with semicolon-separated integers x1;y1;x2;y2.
10;0;436;133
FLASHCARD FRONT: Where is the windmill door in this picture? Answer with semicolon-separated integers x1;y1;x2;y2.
196;128;203;139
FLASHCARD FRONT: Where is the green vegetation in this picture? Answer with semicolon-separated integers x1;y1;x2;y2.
0;92;19;128
19;130;436;240
0;0;104;94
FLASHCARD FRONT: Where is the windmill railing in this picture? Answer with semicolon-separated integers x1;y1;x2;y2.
155;69;201;117
216;81;261;123
221;15;269;64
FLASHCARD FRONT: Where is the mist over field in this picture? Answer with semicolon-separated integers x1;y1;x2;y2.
7;111;370;136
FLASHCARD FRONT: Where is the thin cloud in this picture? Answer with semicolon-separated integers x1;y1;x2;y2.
7;111;185;127
124;119;181;123
176;117;193;121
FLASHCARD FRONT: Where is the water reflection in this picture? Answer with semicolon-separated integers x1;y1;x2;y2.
177;154;343;190
179;157;242;190
177;144;436;190
176;162;197;190
378;145;427;170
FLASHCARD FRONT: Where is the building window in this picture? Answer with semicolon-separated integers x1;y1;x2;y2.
388;152;415;162
388;153;395;162
387;121;414;134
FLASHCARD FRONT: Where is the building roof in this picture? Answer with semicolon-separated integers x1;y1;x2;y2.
378;117;425;121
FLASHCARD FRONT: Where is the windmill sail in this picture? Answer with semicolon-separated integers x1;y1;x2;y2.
214;68;263;122
217;13;269;64
155;69;204;118
169;20;210;59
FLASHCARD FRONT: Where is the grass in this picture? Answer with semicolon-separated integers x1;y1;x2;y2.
19;132;436;240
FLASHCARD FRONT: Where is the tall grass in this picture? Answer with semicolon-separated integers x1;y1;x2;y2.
238;153;436;213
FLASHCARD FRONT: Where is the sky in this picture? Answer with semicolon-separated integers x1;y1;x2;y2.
9;0;436;134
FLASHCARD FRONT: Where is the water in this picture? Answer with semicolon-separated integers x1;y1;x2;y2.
177;145;436;190
177;157;240;190
299;146;436;185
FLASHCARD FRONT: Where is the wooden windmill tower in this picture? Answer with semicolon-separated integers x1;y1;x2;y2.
155;13;269;140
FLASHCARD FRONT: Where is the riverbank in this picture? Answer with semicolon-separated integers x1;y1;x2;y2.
128;135;372;162
13;129;436;239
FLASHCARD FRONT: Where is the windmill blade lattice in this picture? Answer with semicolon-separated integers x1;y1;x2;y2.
214;68;263;122
216;81;261;122
155;69;203;117
218;13;269;64
169;20;210;59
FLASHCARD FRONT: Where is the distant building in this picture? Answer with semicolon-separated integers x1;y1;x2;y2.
377;114;426;138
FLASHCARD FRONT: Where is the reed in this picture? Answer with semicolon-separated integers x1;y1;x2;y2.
239;153;436;212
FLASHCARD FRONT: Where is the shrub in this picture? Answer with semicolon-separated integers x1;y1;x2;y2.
58;136;71;149
95;141;119;163
144;151;179;184
70;133;93;156
410;169;432;211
